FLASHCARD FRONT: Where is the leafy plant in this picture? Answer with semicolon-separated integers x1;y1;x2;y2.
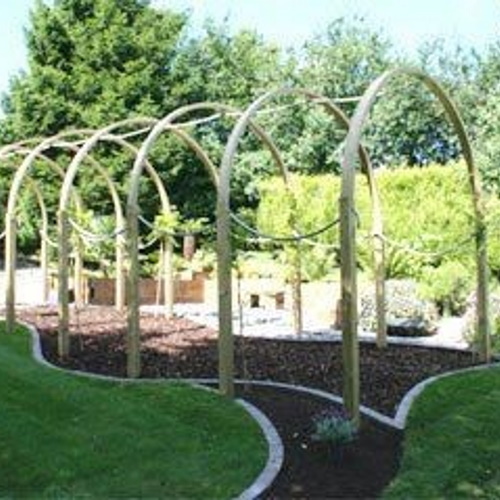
152;209;181;238
464;292;500;356
175;248;217;275
311;407;358;449
235;251;284;279
419;260;474;316
490;317;500;354
359;279;438;333
180;216;209;235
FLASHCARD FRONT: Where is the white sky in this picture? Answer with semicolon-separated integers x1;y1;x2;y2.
0;0;499;97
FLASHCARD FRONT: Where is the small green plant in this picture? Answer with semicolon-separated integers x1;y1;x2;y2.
180;216;209;234
463;292;500;356
153;209;181;237
311;407;358;450
419;260;473;316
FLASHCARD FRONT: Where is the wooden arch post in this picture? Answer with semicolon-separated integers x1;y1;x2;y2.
65;135;172;314
302;92;386;348
126;101;288;381
10;145;125;309
107;135;174;314
340;67;491;425
3;129;95;335
3;136;130;349
1;148;68;304
57;117;160;358
219;88;384;401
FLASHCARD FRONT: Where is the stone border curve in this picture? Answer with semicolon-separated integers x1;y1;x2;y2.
10;319;500;497
20;321;284;500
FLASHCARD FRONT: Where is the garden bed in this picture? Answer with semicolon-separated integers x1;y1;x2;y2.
17;305;481;498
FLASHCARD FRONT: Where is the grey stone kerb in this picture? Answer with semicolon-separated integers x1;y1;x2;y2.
22;321;284;500
20;319;500;497
235;400;284;500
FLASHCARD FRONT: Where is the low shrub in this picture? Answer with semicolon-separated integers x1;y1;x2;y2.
419;260;474;316
311;406;357;450
359;279;438;334
464;292;500;355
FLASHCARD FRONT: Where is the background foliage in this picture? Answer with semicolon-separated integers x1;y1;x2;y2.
256;164;500;296
1;0;500;270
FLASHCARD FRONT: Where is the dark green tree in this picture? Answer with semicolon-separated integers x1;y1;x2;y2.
272;18;394;176
1;0;187;139
0;0;189;256
157;23;294;221
367;40;481;166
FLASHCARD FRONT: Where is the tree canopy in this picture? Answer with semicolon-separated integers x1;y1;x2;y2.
1;0;499;255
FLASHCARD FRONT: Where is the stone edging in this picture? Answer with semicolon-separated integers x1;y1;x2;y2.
21;321;284;500
188;364;500;431
18;319;500;495
234;400;284;500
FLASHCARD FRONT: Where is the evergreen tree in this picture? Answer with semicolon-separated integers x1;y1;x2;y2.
1;0;186;139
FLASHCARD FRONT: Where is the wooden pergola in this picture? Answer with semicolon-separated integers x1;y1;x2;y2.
2;67;491;427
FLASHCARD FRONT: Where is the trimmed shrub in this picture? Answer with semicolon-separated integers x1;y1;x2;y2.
464;292;500;355
419;260;474;316
256;164;500;283
359;279;439;335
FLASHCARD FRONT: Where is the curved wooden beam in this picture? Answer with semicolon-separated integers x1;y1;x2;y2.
302;91;387;348
56;118;157;357
3;130;94;334
339;67;489;425
125;102;289;380
6;147;85;303
217;87;383;397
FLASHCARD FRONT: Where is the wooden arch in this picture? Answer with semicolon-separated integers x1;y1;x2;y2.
217;87;384;399
125;101;289;379
2;146;84;305
56;117;174;357
3;133;128;340
339;67;490;424
4;129;95;334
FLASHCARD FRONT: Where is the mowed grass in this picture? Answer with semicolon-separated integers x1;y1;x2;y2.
384;366;500;499
0;322;267;499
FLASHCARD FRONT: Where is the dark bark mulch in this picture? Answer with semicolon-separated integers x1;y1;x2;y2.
237;384;403;499
16;306;482;498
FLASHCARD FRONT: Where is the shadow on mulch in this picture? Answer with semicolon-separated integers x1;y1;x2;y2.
16;306;483;499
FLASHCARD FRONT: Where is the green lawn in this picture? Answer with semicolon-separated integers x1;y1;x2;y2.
384;366;500;499
0;323;267;499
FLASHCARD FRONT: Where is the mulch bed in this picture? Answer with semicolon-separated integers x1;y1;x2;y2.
17;305;482;499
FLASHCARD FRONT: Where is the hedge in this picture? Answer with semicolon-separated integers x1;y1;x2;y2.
256;163;500;283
